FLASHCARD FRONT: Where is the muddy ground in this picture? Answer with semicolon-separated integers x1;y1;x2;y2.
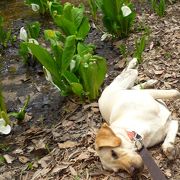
0;0;180;180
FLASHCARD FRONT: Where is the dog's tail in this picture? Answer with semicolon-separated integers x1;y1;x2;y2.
142;89;180;100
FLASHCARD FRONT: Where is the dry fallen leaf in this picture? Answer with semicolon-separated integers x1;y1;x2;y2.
38;155;52;168
153;70;164;75
69;166;78;176
115;58;126;69
3;154;15;164
58;141;78;149
18;156;30;164
32;139;46;150
76;151;90;161
51;164;69;174
12;148;23;154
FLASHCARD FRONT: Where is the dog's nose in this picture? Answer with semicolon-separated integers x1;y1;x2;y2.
130;163;144;176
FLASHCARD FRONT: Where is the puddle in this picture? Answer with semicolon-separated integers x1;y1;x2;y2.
0;0;88;24
0;0;37;25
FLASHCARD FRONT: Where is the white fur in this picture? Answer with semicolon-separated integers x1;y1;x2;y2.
98;60;179;159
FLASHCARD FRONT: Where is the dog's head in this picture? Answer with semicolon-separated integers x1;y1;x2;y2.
95;123;144;175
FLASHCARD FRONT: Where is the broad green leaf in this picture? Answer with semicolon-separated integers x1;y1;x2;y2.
95;0;103;9
26;43;59;79
63;70;79;84
78;55;107;100
63;3;73;22
91;55;107;88
52;77;72;96
49;1;63;16
61;35;76;73
102;0;117;20
72;5;84;29
79;61;91;97
77;42;95;56
26;21;40;39
77;17;90;40
54;15;76;35
52;44;63;70
71;82;84;97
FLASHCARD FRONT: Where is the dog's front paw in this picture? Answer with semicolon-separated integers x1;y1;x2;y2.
162;143;177;160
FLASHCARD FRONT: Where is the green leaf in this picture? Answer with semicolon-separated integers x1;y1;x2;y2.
26;21;40;39
72;5;84;29
54;15;76;35
77;42;95;56
26;43;59;79
61;35;76;73
0;16;3;26
77;17;90;40
52;44;63;69
63;3;73;22
49;1;63;16
71;82;84;97
102;0;117;20
78;55;107;100
63;70;79;84
19;42;29;63
92;55;107;88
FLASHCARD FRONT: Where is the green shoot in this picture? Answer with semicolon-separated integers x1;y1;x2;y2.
134;35;147;63
8;95;30;121
119;44;128;58
151;0;166;17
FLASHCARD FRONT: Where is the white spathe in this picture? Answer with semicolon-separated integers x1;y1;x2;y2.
28;38;39;54
28;38;39;45
0;118;11;135
31;3;40;12
43;66;53;83
19;27;28;41
43;67;61;91
101;33;112;41
121;5;132;17
70;60;76;71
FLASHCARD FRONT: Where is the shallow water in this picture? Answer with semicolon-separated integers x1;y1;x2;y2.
0;0;87;24
0;0;37;25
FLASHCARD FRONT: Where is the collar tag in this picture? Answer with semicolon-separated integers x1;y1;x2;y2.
127;131;143;151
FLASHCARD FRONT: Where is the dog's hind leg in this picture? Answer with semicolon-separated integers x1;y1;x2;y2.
132;79;158;90
109;58;139;90
162;120;179;160
109;69;138;89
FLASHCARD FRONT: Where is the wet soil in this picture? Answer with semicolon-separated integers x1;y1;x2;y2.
0;0;180;180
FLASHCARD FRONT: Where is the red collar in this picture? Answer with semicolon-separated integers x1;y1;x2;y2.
127;131;136;140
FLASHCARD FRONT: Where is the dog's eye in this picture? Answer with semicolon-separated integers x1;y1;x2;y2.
111;150;118;159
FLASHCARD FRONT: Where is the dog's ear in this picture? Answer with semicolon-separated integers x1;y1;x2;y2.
95;123;121;149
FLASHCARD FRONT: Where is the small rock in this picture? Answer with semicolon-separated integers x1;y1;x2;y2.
3;154;15;164
164;169;172;178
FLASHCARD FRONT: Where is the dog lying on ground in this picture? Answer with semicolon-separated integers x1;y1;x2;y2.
95;58;179;176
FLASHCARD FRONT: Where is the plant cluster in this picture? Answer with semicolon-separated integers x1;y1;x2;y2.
88;0;136;38
0;87;30;135
22;1;107;100
134;34;148;63
151;0;166;17
0;16;14;48
101;0;136;38
52;3;90;41
20;0;168;101
25;0;58;15
19;21;40;63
